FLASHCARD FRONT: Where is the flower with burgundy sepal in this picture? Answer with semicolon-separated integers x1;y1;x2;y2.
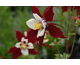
6;31;39;59
27;13;47;38
26;6;67;47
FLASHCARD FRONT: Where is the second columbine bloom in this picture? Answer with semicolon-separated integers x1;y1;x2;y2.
15;37;34;55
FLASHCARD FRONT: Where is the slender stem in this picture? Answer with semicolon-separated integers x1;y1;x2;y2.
69;6;75;34
65;21;70;53
67;26;78;59
54;7;69;54
65;6;72;53
54;7;65;35
48;32;61;59
65;6;75;53
52;37;61;59
54;7;66;58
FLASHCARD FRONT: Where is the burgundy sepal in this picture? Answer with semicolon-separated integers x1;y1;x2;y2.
62;6;69;12
29;49;39;55
6;46;22;59
14;30;25;42
35;41;39;47
43;6;54;22
31;6;43;18
28;37;37;43
47;24;67;38
38;35;44;48
26;29;38;39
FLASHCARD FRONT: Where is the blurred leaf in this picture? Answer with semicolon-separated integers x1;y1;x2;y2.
55;53;69;59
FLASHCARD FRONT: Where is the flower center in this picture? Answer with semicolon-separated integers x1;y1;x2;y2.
34;22;42;30
21;43;27;50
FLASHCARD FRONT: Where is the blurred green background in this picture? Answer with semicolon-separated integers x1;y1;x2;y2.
0;6;77;59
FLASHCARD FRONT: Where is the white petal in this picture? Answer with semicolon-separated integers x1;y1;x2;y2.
21;49;29;55
33;13;42;22
24;31;27;37
15;42;21;48
43;39;49;43
37;29;45;38
27;43;34;49
21;37;28;43
26;18;38;30
42;20;47;28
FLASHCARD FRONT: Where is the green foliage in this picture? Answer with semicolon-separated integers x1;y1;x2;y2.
55;53;69;59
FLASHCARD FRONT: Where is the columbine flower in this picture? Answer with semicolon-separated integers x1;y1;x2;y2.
26;6;67;47
15;37;34;55
6;30;39;59
27;13;47;38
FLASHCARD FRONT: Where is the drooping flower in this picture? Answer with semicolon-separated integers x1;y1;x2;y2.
26;6;67;47
6;31;39;59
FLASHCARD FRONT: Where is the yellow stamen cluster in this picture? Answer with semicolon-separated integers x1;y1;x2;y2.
34;22;42;30
21;43;27;50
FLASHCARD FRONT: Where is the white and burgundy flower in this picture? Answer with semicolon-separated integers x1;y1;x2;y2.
26;6;67;47
27;13;47;38
6;31;39;59
15;37;34;55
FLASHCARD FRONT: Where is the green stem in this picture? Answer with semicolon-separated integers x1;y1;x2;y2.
65;6;75;54
67;26;78;59
54;7;65;35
